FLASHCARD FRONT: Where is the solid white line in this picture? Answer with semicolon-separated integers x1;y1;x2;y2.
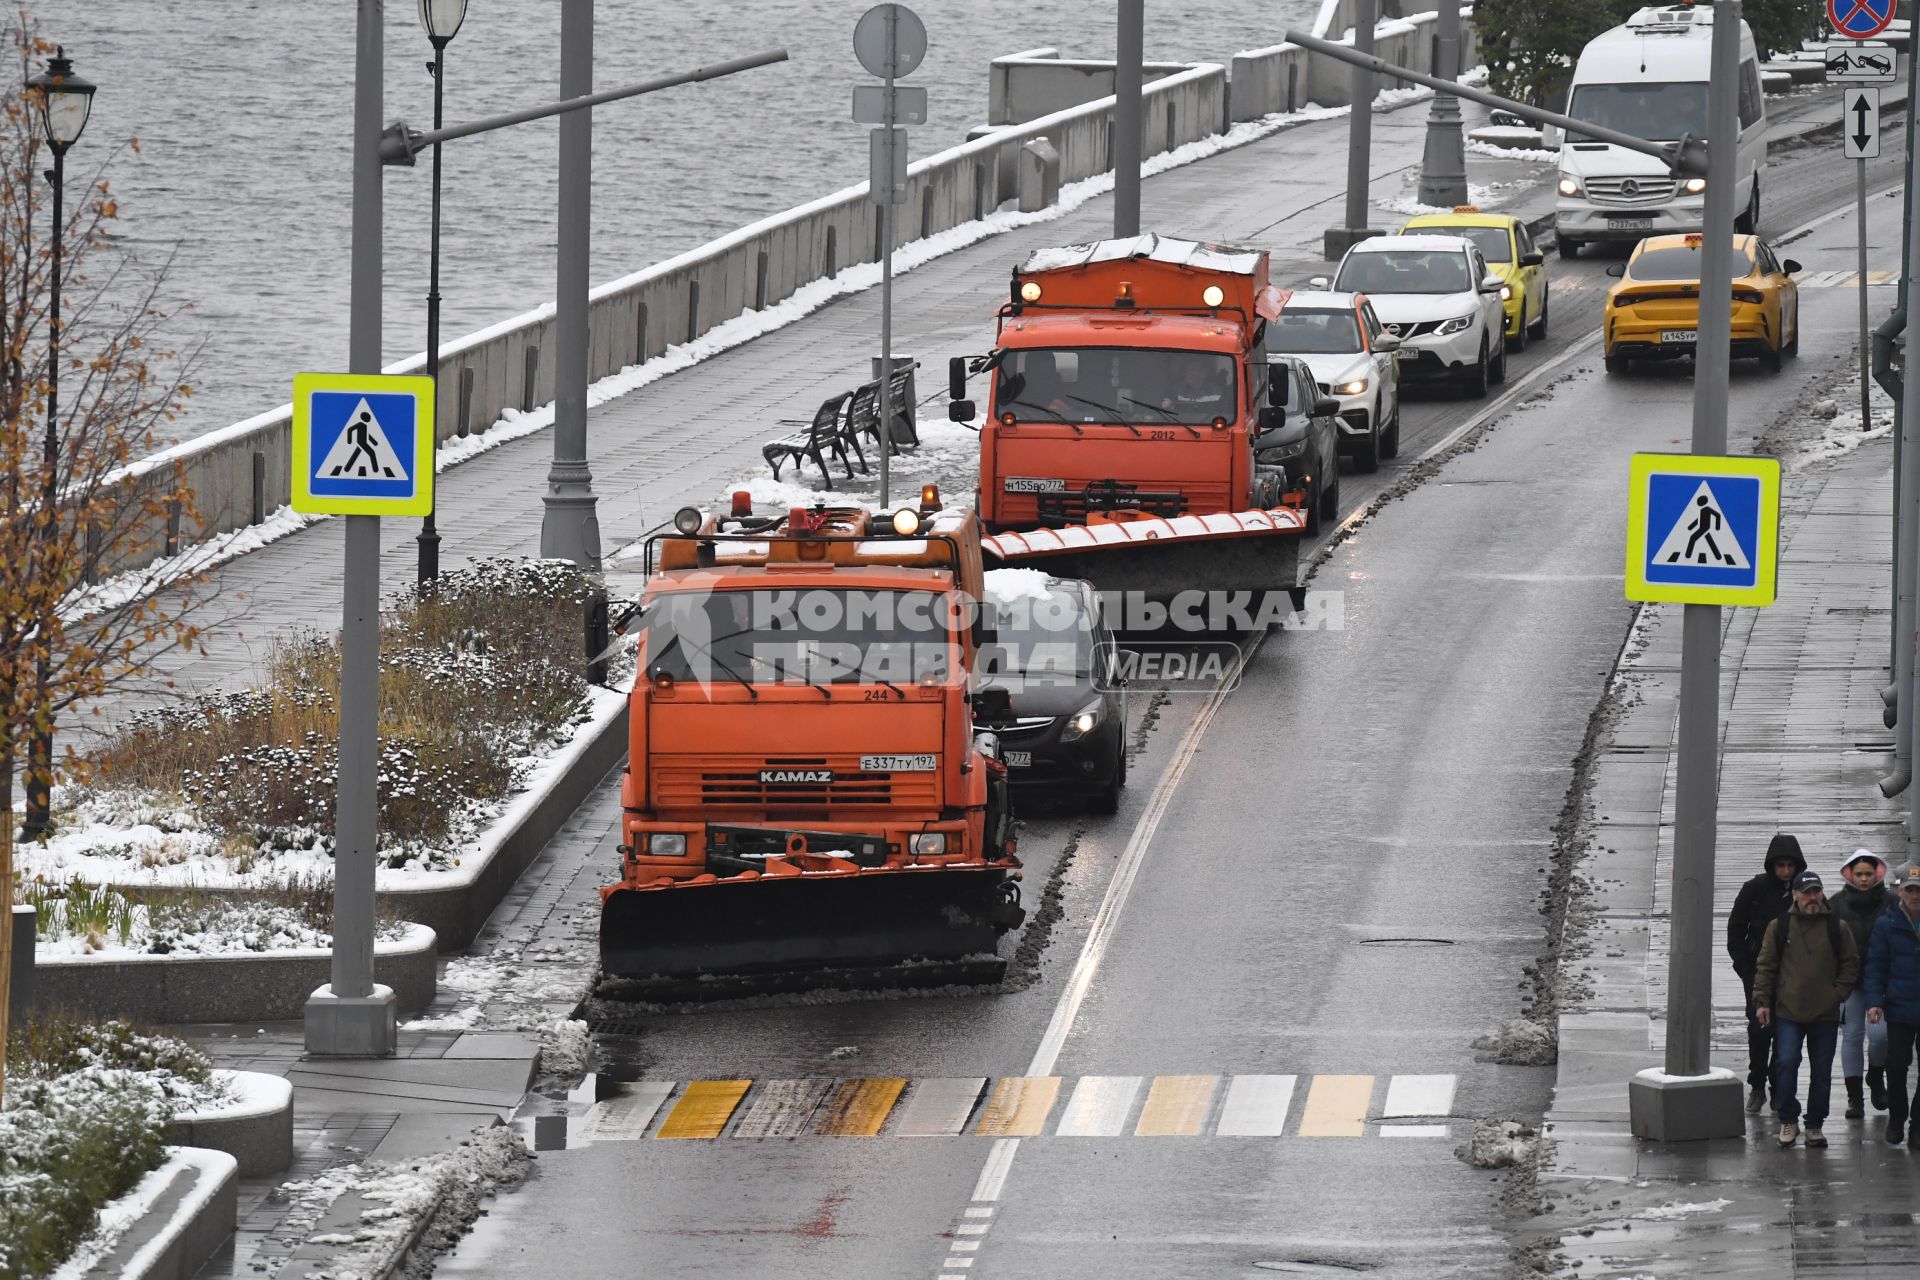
1382;1074;1457;1119
971;1138;1020;1202
1215;1074;1298;1137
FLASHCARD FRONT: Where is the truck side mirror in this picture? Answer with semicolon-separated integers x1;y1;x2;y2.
1258;405;1285;434
972;686;1013;725
949;400;976;422
949;355;968;400
1267;378;1285;407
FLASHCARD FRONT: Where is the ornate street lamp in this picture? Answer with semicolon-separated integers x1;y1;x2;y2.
416;0;467;586
20;47;95;841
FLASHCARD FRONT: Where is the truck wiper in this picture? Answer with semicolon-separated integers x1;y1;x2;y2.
1120;396;1202;437
649;632;758;700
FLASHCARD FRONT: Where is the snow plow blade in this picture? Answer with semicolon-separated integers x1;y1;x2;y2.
598;865;1023;999
982;508;1304;605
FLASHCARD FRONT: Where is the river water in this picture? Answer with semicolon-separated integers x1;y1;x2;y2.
33;1;1321;443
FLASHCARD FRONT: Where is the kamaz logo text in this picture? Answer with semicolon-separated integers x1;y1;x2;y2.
759;769;833;784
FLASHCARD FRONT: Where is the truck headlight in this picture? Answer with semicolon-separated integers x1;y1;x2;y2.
647;833;687;856
1335;378;1369;395
1683;177;1706;194
1061;699;1103;742
910;833;948;856
1557;174;1582;198
1437;315;1474;335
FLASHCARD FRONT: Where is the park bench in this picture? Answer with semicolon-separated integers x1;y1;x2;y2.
762;390;865;485
845;362;920;456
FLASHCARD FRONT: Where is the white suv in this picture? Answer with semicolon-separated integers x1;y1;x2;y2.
1319;234;1508;398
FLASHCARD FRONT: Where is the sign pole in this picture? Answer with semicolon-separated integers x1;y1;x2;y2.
879;7;895;509
1860;156;1873;442
307;0;398;1057
1114;0;1144;238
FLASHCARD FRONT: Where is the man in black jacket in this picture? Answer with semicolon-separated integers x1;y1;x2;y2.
1728;833;1807;1111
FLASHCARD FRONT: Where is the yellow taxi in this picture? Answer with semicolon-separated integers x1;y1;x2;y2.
1602;233;1801;376
1398;207;1549;351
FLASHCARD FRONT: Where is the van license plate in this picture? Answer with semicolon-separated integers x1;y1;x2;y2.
1608;217;1653;231
860;754;935;771
1004;751;1032;768
1660;329;1695;344
1004;476;1066;493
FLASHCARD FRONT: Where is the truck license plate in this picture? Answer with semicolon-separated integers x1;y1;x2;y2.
1003;751;1032;768
1659;329;1695;344
1608;217;1653;231
860;754;936;771
1003;476;1066;493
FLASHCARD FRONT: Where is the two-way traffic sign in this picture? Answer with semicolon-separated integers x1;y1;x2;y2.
291;372;436;516
1844;87;1881;158
1625;453;1781;606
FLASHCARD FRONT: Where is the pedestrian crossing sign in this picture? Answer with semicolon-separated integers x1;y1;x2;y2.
291;372;436;516
1625;452;1780;606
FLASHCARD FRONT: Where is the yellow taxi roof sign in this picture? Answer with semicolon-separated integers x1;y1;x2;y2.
1452;204;1479;213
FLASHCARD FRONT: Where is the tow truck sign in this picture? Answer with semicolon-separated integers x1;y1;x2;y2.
1826;40;1897;81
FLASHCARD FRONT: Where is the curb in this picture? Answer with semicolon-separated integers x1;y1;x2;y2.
71;1147;238;1280
166;1070;296;1178
30;925;437;1024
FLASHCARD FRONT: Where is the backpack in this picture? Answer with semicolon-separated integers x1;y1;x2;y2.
1766;912;1843;972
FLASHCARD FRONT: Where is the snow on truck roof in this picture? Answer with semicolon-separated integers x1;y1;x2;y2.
1021;234;1264;276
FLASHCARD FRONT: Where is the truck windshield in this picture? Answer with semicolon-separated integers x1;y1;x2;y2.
1334;250;1472;296
644;588;958;686
996;347;1237;425
1629;246;1755;281
1567;82;1707;143
1269;308;1363;354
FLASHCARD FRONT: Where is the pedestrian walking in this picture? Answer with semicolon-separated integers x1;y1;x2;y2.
1728;833;1807;1112
1754;870;1859;1148
1865;863;1920;1145
1833;849;1892;1117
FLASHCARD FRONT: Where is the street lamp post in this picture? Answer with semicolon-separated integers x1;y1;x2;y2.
20;48;95;842
1416;1;1468;209
415;0;467;588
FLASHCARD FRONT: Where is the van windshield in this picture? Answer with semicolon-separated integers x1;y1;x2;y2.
1567;82;1708;142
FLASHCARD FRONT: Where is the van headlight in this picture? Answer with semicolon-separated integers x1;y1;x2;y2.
1437;314;1475;335
1683;177;1706;194
647;833;687;856
1061;699;1103;742
1557;174;1582;198
910;833;948;856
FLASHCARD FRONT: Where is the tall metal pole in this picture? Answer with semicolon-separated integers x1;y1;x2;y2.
308;0;394;1056
416;41;448;587
1417;2;1468;207
540;0;602;570
21;146;62;842
1344;0;1376;234
878;15;896;509
1113;0;1144;238
1663;0;1741;1082
1902;104;1920;862
1891;43;1920;735
1860;157;1872;443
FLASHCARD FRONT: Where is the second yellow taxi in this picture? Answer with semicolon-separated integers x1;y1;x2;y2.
1602;232;1801;375
1399;207;1549;351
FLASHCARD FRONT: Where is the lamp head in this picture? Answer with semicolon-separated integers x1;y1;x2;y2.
417;0;469;44
26;47;95;154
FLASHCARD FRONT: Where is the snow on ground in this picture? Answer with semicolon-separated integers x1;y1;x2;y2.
1466;137;1555;163
1380;182;1515;218
1784;397;1894;470
1637;1199;1732;1221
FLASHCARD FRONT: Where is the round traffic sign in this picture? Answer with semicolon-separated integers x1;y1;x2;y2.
854;4;927;79
1830;0;1895;39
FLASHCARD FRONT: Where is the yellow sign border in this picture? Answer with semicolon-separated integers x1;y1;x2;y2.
1625;451;1781;606
290;372;437;517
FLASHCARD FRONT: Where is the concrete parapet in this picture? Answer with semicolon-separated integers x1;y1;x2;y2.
1233;6;1477;121
1018;138;1062;213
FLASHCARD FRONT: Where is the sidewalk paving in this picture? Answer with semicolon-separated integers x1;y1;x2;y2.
1539;438;1920;1276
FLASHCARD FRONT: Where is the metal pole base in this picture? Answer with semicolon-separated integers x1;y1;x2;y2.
540;461;603;570
1628;1068;1745;1142
416;518;441;587
304;982;398;1057
1323;226;1383;260
1417;106;1469;208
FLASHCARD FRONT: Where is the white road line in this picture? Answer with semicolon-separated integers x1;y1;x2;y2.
896;1077;990;1137
950;1240;981;1251
963;1208;995;1218
1055;1075;1144;1136
1215;1074;1298;1136
971;1138;1020;1202
1380;1124;1451;1138
581;1081;674;1141
955;1223;991;1236
1382;1074;1456;1119
943;1260;975;1269
1414;333;1601;467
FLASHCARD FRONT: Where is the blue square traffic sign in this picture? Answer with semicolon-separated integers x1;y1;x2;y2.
1625;453;1780;607
290;372;436;517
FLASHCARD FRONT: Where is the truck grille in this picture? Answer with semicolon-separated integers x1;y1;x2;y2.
653;755;940;810
1584;176;1677;207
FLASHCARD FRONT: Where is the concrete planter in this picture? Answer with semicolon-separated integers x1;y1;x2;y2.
69;1147;237;1280
31;924;436;1024
166;1070;295;1177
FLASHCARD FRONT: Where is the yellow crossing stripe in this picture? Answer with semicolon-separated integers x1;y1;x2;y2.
974;1076;1062;1136
591;1072;1437;1140
656;1078;751;1138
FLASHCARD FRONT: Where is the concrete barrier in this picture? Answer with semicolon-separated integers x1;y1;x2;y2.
167;1070;296;1178
30;924;436;1023
1235;5;1479;118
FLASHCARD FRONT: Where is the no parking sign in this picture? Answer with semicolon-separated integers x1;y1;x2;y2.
1830;0;1896;40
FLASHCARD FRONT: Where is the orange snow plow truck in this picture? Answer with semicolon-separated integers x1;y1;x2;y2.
599;494;1024;995
953;235;1309;601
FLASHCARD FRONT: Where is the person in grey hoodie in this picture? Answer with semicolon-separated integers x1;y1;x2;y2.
1728;834;1808;1111
1833;850;1892;1116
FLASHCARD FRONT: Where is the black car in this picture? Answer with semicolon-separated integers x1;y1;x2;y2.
1260;354;1342;535
977;574;1127;814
